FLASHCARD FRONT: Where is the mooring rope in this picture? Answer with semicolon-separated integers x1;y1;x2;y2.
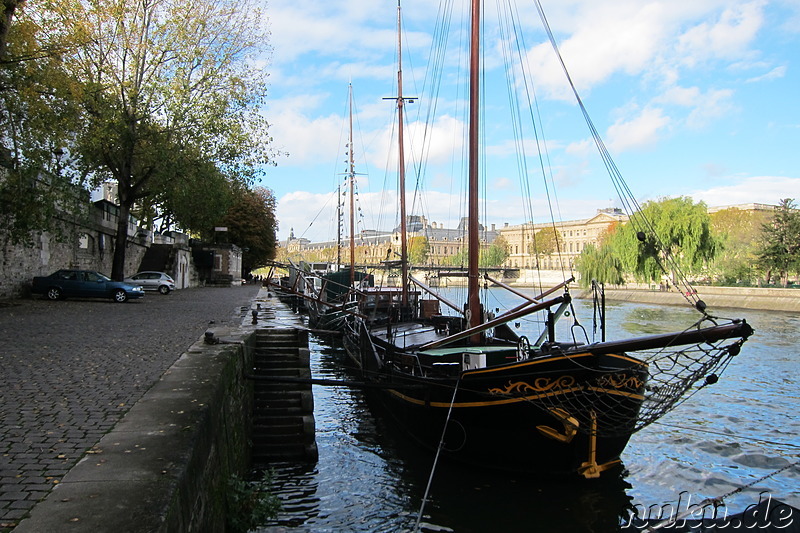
414;373;462;532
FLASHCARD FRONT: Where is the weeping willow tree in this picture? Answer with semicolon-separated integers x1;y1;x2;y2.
576;197;719;286
574;243;624;287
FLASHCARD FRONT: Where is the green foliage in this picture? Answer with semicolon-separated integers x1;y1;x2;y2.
446;239;508;268
482;236;509;267
227;472;280;533
59;0;275;278
528;226;562;257
757;198;800;286
214;186;278;273
607;197;718;284
1;0;87;243
574;243;625;287
408;236;429;265
708;207;769;285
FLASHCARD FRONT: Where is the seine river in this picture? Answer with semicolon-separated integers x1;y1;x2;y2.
257;288;799;532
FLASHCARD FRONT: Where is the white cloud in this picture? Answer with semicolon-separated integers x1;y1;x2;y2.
266;106;345;166
370;114;466;171
606;107;672;152
656;85;735;128
676;1;765;67
521;2;674;99
746;65;787;83
690;175;800;207
685;88;735;128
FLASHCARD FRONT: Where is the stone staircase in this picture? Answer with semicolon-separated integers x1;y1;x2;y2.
250;328;318;464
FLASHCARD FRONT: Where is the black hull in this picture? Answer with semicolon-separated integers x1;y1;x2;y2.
342;320;648;478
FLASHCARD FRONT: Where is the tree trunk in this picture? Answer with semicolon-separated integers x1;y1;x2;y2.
111;201;131;280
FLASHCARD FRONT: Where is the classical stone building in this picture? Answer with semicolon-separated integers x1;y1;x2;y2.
499;208;628;270
282;216;500;267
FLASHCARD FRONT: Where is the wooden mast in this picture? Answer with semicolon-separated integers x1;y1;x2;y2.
397;0;409;306
467;0;482;340
348;83;356;287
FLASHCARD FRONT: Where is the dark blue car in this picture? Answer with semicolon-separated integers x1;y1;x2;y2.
31;269;145;303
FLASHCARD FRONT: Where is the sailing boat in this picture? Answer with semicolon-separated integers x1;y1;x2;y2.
341;0;753;478
285;84;374;332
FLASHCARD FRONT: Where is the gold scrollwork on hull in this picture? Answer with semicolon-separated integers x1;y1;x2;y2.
594;373;645;391
488;375;577;396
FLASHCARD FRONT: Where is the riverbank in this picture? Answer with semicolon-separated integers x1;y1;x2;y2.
574;285;800;312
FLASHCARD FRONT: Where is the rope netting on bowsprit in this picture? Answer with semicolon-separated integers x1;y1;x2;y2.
633;327;748;431
507;317;753;440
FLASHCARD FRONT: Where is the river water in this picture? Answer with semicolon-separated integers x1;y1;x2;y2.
257;288;799;532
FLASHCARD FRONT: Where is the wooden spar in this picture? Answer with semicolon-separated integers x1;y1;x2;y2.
397;0;409;307
579;320;753;356
467;0;481;340
418;295;568;351
483;274;575;302
348;84;356;288
487;278;573;327
484;274;541;304
408;274;463;314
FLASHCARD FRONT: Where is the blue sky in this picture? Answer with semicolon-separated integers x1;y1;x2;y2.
258;0;800;243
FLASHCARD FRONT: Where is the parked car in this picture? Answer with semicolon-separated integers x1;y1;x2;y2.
31;269;145;303
125;271;175;294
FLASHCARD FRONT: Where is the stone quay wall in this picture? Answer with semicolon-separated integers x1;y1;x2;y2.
576;285;800;313
0;218;148;300
14;324;257;533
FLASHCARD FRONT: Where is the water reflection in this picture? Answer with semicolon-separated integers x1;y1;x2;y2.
255;292;799;532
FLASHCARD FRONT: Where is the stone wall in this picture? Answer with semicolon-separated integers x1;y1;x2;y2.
577;286;800;313
0;214;148;300
14;322;257;532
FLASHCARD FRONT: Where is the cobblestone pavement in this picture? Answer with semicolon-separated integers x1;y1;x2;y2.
0;285;261;530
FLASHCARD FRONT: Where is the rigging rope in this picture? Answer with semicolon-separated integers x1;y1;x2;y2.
415;374;462;533
531;0;701;309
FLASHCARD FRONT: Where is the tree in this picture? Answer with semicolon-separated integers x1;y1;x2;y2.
216;187;278;274
143;147;234;234
608;197;719;284
62;0;273;279
408;236;429;265
1;0;86;243
482;236;508;267
528;226;563;266
0;0;23;58
757;198;800;286
709;207;770;285
575;243;625;287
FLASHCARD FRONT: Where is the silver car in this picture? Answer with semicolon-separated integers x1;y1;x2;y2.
125;271;176;294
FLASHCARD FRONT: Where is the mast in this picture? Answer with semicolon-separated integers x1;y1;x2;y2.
396;0;409;306
336;181;342;269
348;83;356;287
467;0;482;339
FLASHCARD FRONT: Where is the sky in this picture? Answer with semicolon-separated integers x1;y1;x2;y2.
256;0;800;244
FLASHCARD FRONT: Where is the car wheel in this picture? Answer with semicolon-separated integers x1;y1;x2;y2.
114;289;128;303
46;287;62;301
158;285;171;295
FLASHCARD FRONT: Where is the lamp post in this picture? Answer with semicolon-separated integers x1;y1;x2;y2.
53;147;65;177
